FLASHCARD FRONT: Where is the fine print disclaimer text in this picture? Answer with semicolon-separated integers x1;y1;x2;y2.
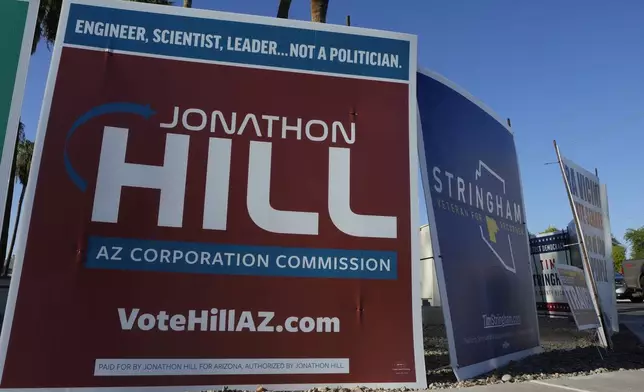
94;358;349;376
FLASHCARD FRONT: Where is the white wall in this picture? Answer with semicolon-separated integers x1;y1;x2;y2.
420;225;441;306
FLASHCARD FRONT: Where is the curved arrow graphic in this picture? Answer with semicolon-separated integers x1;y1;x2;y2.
64;102;156;192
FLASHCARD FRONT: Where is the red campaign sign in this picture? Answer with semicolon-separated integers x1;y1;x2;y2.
0;1;423;390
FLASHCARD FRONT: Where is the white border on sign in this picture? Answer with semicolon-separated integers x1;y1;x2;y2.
0;0;40;273
416;67;542;381
407;36;426;390
0;0;41;375
0;0;425;390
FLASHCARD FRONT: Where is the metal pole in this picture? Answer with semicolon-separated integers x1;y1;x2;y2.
346;15;351;26
553;140;612;349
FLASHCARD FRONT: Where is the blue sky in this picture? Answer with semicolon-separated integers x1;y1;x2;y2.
13;0;644;253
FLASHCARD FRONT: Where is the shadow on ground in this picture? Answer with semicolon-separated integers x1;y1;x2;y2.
423;318;644;388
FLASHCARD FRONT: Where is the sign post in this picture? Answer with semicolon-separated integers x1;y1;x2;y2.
553;140;611;348
0;0;40;255
0;0;424;390
417;68;541;380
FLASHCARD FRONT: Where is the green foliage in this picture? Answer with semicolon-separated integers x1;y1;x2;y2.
541;225;558;234
15;139;34;187
624;226;644;259
31;0;173;53
613;244;626;273
17;121;25;144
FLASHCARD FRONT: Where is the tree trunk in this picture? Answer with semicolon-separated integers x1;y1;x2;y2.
5;184;26;276
311;0;329;23
0;133;20;276
277;0;292;18
183;0;192;7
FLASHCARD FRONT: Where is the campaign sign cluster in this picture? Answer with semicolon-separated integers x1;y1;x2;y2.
416;69;541;380
0;0;424;390
560;156;618;334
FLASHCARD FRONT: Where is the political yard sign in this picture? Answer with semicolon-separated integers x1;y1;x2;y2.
559;156;618;335
0;0;424;390
529;232;572;318
556;264;600;330
416;69;541;380
600;184;618;333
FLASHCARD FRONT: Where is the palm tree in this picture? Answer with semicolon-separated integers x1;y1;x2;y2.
277;0;291;18
31;0;173;53
4;139;35;275
310;0;329;23
277;0;329;22
0;123;25;274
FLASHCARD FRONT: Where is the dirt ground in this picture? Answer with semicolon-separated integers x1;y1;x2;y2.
423;316;644;388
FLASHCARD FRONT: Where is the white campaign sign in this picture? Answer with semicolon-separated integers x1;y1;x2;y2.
600;184;618;333
531;249;570;317
560;157;617;334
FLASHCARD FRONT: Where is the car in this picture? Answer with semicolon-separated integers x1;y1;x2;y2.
622;260;644;303
615;271;644;302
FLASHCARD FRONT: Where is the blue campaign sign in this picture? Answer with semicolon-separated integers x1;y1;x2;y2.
417;69;541;380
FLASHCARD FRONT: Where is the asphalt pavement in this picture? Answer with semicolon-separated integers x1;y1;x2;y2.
617;300;644;317
618;300;644;345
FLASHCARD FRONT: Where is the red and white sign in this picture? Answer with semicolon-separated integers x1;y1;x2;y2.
0;0;423;390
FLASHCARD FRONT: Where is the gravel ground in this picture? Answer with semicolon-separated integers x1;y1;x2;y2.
205;317;644;392
423;317;644;389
